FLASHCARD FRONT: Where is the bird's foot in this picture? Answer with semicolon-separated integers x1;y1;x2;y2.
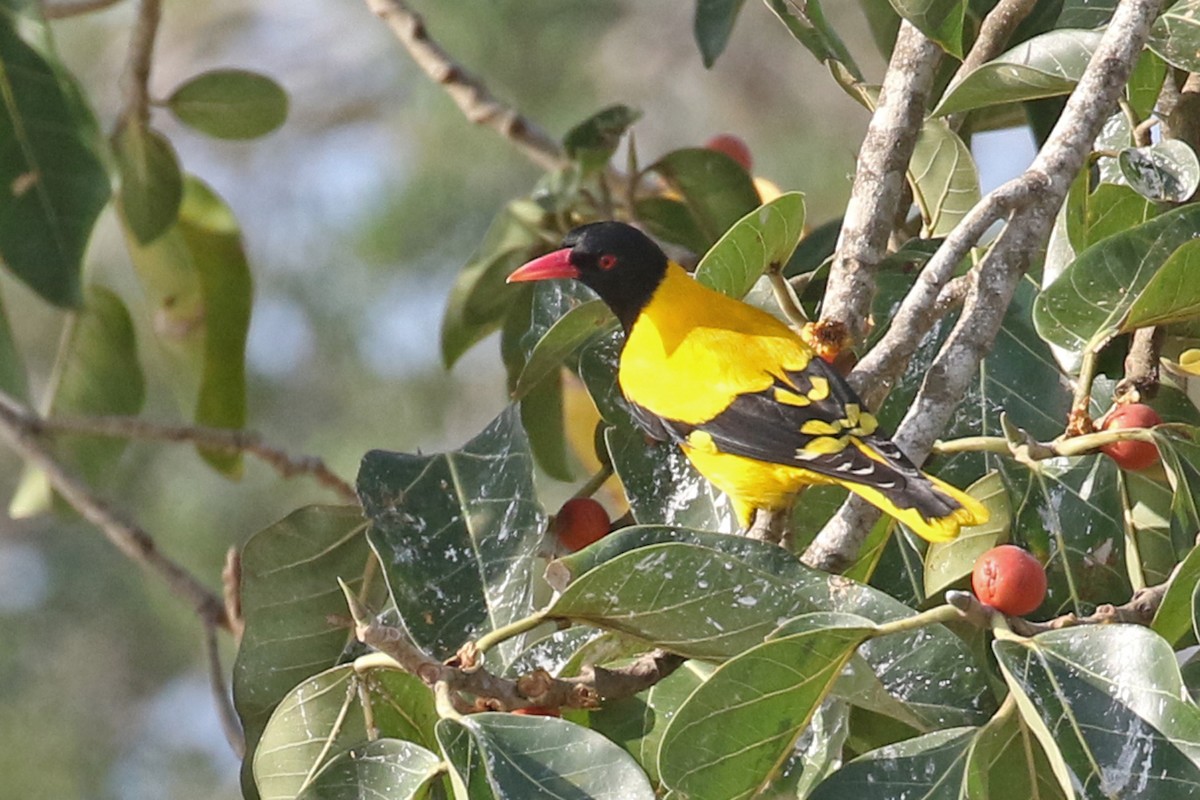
745;508;787;546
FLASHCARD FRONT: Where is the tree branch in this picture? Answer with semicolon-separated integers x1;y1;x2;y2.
23;412;358;503
821;21;942;345
363;0;566;173
804;0;1166;573
0;391;229;630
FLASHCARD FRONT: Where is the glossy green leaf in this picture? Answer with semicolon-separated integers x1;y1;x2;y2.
933;29;1102;116
648;148;761;250
513;300;613;401
764;0;862;79
357;406;544;667
694;192;806;299
0;289;26;399
167;68;288;140
1151;528;1200;644
995;626;1200;799
547;527;993;727
1035;205;1200;354
633;196;710;255
1127;49;1168;119
965;702;1067;800
124;176;252;474
1149;0;1200;72
0;5;109;307
923;472;1011;597
659;616;872;800
1057;0;1116;28
113;120;183;244
436;713;654;799
587;660;714;785
888;0;966;57
1121;239;1200;332
1122;468;1180;587
254;665;439;800
563;104;640;174
910;117;980;237
693;0;748;68
233;505;370;752
442;200;546;367
1119;140;1200;203
296;739;442;800
1066;182;1158;254
810;727;976;799
520;367;572;481
9;285;144;517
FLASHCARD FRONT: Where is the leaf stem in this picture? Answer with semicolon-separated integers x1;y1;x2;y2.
473;610;549;656
869;603;963;638
767;268;810;328
571;463;614;501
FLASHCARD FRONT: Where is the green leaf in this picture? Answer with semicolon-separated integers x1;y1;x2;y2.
1149;0;1200;72
562;104;640;174
0;6;109;307
357;406;544;667
9;285;144;517
1035;205;1200;354
1121;239;1200;332
693;0;749;68
436;713;654;799
888;0;967;57
995;626;1200;798
1151;527;1200;644
1118;139;1200;203
933;29;1102;116
253;665;439;800
910;117;980;237
520;368;573;481
1057;0;1117;28
113;120;183;245
1127;49;1168;119
513;300;613;401
810;727;976;799
167;68;288;140
586;660;714;785
764;0;863;79
965;702;1067;800
659;615;871;800
442;200;546;367
0;288;27;399
635;195;712;255
232;505;371;752
694;192;806;299
923;472;1011;597
124;176;252;474
648;148;761;250
296;739;443;800
1067;182;1158;254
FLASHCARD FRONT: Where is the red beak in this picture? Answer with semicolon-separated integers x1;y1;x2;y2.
507;248;579;283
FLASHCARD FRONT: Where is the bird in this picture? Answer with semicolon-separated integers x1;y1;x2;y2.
507;221;988;542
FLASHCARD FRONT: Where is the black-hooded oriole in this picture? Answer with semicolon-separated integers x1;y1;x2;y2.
507;221;987;542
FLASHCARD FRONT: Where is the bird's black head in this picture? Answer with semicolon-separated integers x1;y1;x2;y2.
507;221;668;331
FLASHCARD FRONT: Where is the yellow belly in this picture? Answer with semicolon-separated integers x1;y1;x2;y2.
681;441;828;528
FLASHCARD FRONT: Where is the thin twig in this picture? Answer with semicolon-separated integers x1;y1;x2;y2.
363;0;566;173
0;392;229;630
204;619;245;757
120;0;162;123
41;0;126;18
804;0;1166;573
822;21;942;345
24;412;358;503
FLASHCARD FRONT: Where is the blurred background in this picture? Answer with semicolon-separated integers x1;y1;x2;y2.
0;1;1033;796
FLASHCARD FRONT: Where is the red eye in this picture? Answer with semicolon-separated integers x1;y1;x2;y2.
598;254;618;271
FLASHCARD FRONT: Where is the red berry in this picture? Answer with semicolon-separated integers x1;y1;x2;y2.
553;497;610;552
512;706;560;717
704;134;753;172
972;545;1047;616
1099;403;1162;471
